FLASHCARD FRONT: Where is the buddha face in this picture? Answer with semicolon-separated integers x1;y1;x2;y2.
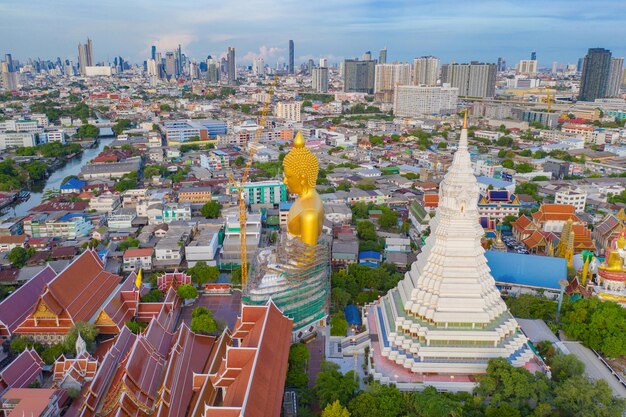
284;165;306;195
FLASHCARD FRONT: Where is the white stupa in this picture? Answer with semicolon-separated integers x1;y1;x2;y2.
365;114;538;391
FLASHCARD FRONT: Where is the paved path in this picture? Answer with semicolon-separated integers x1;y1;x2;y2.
180;292;242;330
562;341;626;398
307;333;325;389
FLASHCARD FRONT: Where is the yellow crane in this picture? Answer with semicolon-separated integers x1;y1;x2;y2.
227;78;276;290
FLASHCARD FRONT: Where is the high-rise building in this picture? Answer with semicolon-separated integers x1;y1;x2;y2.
227;47;236;85
165;52;176;80
551;61;558;74
1;61;18;91
413;56;439;86
622;68;626;89
343;59;376;94
319;58;328;68
531;51;537;61
275;101;302;122
393;84;459;117
441;62;496;98
288;40;294;74
176;45;183;77
606;57;624;98
4;54;13;72
517;60;538;76
362;51;372;61
312;67;329;93
364;121;537;391
308;59;314;74
577;57;584;73
206;56;219;84
579;48;613;101
374;63;412;103
151;45;156;60
253;57;265;75
497;57;506;72
77;38;93;76
379;48;387;64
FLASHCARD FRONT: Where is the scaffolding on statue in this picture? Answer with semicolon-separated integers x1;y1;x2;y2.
244;233;331;340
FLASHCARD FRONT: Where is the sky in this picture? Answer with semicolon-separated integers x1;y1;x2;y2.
1;0;625;67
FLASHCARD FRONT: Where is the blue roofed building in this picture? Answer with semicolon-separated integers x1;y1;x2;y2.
478;190;521;220
476;176;515;194
359;250;382;267
60;178;86;194
344;304;362;327
485;251;567;298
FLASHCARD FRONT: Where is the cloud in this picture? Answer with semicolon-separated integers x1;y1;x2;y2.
148;33;198;53
241;45;285;64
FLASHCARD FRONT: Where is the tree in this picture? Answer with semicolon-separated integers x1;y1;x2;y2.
8;246;31;267
41;344;65;365
159;103;173;112
112;119;132;136
405;386;463;417
485;404;521;417
550;354;585;382
315;361;360;408
554;376;625;417
142;289;164;302
348;384;404;417
231;266;242;285
11;335;38;353
64;322;98;353
515;162;534;173
331;287;351;310
234;156;245;167
117;237;140;251
437;141;447;149
75;124;100;138
23;160;48;181
501;215;518;227
187;261;220;285
330;312;348;336
177;283;198;300
200;201;221;218
356;221;377;241
356;179;376;191
322;401;351;417
501;159;515;169
378;209;399;230
286;343;309;389
126;320;147;334
190;307;217;334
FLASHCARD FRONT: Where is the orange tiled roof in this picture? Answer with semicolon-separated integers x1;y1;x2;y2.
532;204;580;223
523;230;547;248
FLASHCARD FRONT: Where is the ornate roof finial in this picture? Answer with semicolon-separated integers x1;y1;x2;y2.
293;131;305;149
463;109;468;129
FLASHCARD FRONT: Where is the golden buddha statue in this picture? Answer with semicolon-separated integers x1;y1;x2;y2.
602;233;626;272
282;131;324;247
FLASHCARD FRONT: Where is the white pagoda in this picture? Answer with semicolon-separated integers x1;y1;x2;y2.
365;115;539;391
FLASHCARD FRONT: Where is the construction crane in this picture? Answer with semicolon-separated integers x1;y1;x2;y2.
227;78;276;290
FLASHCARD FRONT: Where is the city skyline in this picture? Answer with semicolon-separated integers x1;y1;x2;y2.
1;0;625;65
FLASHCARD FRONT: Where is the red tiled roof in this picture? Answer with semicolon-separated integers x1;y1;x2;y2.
0;235;27;245
0;349;43;392
423;193;439;208
532;204;579;223
123;248;154;258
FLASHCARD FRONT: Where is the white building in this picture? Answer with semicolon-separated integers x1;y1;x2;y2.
413;56;439;86
275;101;302;122
517;60;538;76
84;66;115;77
374;63;412;103
185;231;220;267
44;130;66;144
0;132;36;149
312;67;329;93
555;188;587;212
123;248;154;272
88;193;121;214
393;85;459;117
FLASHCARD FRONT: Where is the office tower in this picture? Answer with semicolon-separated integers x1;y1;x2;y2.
606;57;624;97
151;45;156;60
319;58;328;68
413;56;439;86
4;54;13;72
531;51;537;61
147;59;158;77
308;59;314;74
622;68;626;89
253;57;264;75
517;60;538;76
164;52;176;80
176;45;183;77
374;63;412;103
497;57;505;72
206;56;219;84
379;48;387;64
362;51;372;61
1;62;18;91
393;85;459;117
312;67;329;93
551;61;557;74
343;59;376;94
577;58;583;73
288;40;294;74
227;47;236;85
78;38;93;76
441;62;496;98
579;48;612;101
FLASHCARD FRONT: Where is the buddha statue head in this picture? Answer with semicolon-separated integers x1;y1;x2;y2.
283;132;319;195
618;233;626;250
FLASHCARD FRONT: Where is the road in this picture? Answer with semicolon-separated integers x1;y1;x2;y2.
562;341;626;398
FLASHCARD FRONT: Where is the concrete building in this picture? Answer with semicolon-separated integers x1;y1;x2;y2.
413;56;439;86
161;119;227;143
0;132;35;149
233;181;287;205
517;60;538;75
555;188;587;212
374;63;412;103
227;46;236;85
579;48;613;101
441;62;497;98
78;38;93;76
275;101;302;122
343;59;376;94
607;57;624;98
221;213;261;266
288;40;294;74
88;193;121;214
185;231;220;267
393;85;458;117
312;67;329;93
123;248;154;272
178;186;212;204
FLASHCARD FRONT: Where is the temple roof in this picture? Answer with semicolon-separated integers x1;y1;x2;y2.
0;349;43;395
532;204;580;223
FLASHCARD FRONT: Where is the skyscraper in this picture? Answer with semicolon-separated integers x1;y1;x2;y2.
4;54;13;72
374;63;412;103
517;60;538;76
497;57;505;72
531;51;537;61
312;67;329;93
343;59;376;94
606;57;624;98
77;38;93;76
577;57;583;73
308;59;314;74
413;56;439;86
579;48;613;101
253;57;264;75
441;62;496;98
379;48;387;64
151;45;156;60
362;51;372;61
288;40;294;74
165;52;176;80
176;45;183;77
206;56;219;84
319;58;328;68
227;47;236;85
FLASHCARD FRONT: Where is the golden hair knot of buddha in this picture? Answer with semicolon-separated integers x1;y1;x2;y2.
283;132;319;188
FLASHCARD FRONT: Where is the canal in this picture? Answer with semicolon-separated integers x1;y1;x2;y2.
8;136;113;217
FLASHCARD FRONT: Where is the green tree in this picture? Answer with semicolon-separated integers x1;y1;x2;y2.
190;307;217;334
348;384;404;417
143;165;164;178
330;312;348;336
378;209;399;230
112;119;132;136
485;404;521;417
322;401;351;417
501;159;515;169
200;201;221;218
315;361;360;408
41;344;65;365
554;376;626;417
356;179;376;191
286;343;309;389
64;322;98;352
11;335;37;353
231;266;242;285
515;162;534;173
437;141;447;149
405;386;463;417
159;103;173;111
113;171;138;192
187;261;220;285
125;320;147;334
117;237;140;251
356;221;377;241
176;283;198;299
75;124;100;138
8;246;31;267
142;289;164;302
234;156;245;167
23;160;48;181
331;287;351;310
